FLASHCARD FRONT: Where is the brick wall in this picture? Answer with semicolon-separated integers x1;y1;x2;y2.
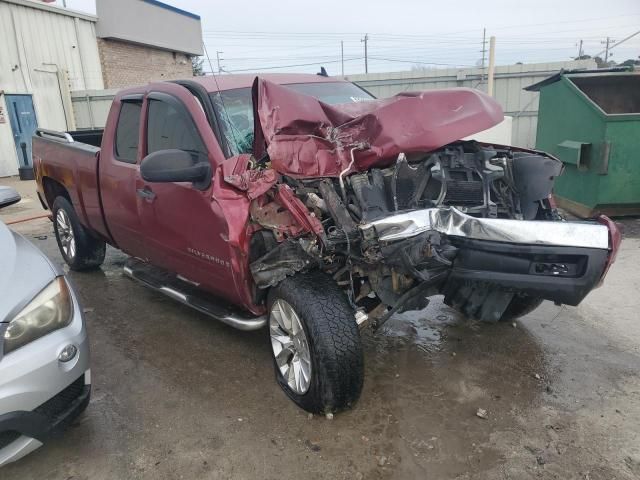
98;38;193;88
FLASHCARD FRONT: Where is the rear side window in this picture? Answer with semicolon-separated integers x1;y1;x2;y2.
115;101;142;163
147;99;206;158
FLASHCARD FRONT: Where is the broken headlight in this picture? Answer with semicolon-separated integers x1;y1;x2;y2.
3;277;73;355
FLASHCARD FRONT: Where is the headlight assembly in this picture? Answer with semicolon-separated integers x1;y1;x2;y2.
3;277;73;355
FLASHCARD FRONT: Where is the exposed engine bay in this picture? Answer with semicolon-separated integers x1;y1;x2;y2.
209;78;614;328
242;140;606;328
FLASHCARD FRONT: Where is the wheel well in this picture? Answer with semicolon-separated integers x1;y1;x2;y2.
42;177;71;208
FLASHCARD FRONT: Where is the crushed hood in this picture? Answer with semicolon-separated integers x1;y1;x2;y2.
252;78;504;178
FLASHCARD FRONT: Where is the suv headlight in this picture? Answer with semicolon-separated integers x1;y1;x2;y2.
3;277;73;355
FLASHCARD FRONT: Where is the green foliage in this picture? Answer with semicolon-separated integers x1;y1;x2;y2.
620;58;640;67
191;56;205;77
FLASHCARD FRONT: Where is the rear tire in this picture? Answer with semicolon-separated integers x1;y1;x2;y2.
268;271;364;414
52;196;106;271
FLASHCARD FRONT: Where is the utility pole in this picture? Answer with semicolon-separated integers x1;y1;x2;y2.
603;37;614;64
594;30;640;61
577;39;584;58
361;34;369;74
487;36;496;97
480;28;487;87
216;51;224;74
341;40;344;77
481;28;487;69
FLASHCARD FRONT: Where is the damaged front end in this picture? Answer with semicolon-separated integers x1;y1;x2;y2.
227;79;619;327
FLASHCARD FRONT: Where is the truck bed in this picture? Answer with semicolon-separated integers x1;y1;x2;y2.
67;129;104;148
33;128;111;243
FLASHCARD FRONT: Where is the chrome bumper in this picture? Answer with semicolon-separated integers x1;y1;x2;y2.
360;207;610;249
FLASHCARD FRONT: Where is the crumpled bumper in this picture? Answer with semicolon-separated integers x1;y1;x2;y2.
360;206;610;249
361;207;618;307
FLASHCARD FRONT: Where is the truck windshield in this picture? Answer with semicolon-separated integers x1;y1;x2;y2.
210;82;374;157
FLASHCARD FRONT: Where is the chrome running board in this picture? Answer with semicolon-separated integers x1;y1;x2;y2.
123;258;266;331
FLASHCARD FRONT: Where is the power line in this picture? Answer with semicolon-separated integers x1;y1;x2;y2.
223;57;363;73
368;56;475;67
593;29;640;58
199;22;640;75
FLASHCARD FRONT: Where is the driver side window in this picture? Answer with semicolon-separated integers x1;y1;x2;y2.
146;99;207;159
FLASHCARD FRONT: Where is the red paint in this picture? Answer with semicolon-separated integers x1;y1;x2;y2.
32;140;110;242
274;185;325;238
596;215;622;285
253;78;504;178
223;156;278;200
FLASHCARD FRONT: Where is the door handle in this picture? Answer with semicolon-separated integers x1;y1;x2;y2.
136;187;156;201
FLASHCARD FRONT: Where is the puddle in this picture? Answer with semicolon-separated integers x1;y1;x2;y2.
377;296;466;353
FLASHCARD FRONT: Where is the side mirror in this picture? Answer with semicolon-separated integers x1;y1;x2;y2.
0;186;21;210
140;149;211;189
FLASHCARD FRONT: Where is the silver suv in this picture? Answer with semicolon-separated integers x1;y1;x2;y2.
0;186;91;467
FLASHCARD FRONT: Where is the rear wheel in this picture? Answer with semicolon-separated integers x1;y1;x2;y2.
268;271;364;414
53;196;106;271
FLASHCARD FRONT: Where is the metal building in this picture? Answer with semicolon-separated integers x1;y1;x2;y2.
0;0;203;178
0;0;104;177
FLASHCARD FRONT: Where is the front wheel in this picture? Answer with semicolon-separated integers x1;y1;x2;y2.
268;271;364;414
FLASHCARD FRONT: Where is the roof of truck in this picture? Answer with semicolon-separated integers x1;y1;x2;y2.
190;73;347;92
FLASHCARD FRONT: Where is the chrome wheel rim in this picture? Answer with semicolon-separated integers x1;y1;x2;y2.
270;299;312;395
56;209;76;260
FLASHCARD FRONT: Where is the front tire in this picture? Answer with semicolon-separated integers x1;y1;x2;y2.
52;196;106;271
268;271;364;414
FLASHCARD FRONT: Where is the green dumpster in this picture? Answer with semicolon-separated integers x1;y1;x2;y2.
526;69;640;217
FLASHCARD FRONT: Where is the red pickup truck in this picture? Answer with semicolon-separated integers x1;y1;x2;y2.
33;73;620;414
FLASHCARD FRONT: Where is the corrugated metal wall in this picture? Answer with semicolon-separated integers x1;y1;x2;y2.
0;0;104;177
346;59;597;148
71;89;119;129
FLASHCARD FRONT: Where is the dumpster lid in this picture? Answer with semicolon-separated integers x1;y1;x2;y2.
524;67;632;92
526;67;640;115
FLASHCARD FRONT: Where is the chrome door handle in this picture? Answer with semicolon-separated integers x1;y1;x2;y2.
136;188;156;201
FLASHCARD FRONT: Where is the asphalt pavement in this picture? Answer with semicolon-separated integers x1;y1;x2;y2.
2;177;640;479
